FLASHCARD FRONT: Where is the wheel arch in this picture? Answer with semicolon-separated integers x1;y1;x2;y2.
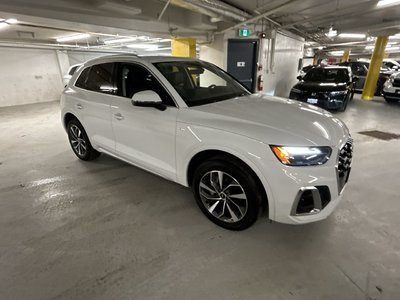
186;149;269;213
63;112;78;130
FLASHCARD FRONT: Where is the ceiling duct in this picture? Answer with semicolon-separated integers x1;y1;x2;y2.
169;0;251;22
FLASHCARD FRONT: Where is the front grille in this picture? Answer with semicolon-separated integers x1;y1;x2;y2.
393;78;400;87
337;138;353;194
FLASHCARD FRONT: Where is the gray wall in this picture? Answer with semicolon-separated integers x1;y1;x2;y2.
199;30;304;98
0;48;112;108
262;33;304;97
0;47;63;107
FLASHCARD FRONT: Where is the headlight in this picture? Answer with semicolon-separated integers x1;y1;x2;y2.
270;145;332;166
291;88;303;94
330;90;347;96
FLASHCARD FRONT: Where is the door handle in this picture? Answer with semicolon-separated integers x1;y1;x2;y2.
114;113;124;120
76;103;83;110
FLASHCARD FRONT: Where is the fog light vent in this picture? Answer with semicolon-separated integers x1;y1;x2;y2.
292;186;331;216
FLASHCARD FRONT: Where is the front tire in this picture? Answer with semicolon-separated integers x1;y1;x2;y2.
338;93;350;112
192;159;261;230
67;119;100;161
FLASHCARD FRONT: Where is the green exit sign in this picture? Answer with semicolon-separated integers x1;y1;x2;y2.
239;28;251;37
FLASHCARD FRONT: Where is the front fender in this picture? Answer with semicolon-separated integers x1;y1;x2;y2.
175;123;277;220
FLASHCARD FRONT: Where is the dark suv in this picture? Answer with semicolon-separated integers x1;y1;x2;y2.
289;66;354;111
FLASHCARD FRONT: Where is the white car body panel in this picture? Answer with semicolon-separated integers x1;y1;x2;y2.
110;97;178;180
61;55;352;225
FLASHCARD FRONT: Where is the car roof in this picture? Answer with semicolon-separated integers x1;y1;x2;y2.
81;54;202;67
312;65;349;70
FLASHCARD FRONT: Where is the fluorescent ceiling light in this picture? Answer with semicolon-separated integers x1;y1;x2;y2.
330;51;344;56
6;18;18;24
365;44;397;50
145;47;171;52
0;22;9;29
137;36;149;41
159;39;171;42
104;37;137;44
126;44;159;50
339;33;366;39
377;0;400;7
386;46;400;51
56;33;90;43
326;27;337;38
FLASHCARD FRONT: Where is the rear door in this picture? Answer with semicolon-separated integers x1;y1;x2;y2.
72;63;116;152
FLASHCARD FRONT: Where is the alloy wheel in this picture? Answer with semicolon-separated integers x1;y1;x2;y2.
199;170;248;223
69;124;87;157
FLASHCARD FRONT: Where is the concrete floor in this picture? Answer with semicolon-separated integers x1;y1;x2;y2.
0;94;400;300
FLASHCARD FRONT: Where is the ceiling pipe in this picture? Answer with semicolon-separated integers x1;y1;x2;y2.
167;0;251;22
216;0;303;35
158;0;172;21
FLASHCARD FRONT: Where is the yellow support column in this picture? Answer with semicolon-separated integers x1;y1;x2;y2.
362;36;388;100
171;38;196;57
341;50;350;63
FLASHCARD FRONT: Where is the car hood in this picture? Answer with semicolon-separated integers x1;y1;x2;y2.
180;94;349;146
293;81;347;92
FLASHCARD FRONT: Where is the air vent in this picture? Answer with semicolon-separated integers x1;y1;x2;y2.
358;130;400;141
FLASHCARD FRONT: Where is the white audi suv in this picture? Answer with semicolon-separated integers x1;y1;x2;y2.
61;55;353;230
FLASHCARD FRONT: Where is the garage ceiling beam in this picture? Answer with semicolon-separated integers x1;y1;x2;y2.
282;2;384;29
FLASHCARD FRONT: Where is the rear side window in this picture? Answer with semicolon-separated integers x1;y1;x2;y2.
75;67;90;88
75;63;116;94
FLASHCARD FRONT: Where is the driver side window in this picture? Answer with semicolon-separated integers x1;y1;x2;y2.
118;63;176;107
189;67;227;88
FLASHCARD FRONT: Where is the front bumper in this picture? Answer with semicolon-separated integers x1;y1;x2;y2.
263;138;353;225
383;83;400;99
289;92;346;110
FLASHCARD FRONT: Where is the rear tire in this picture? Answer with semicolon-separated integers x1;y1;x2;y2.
384;97;399;103
67;119;101;161
192;158;261;230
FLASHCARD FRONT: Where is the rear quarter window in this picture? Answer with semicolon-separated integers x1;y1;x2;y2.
75;63;116;94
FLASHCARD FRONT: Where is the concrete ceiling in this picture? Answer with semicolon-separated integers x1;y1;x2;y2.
0;0;399;56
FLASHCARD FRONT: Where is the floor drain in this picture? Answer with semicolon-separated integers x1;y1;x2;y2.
358;130;400;141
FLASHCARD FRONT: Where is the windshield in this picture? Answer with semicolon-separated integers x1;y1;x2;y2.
154;61;250;107
303;68;349;83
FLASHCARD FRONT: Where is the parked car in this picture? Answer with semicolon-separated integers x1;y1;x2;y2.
298;64;316;77
61;55;352;230
289;66;355;111
63;64;82;85
338;61;368;92
382;59;400;71
339;61;392;95
383;72;400;103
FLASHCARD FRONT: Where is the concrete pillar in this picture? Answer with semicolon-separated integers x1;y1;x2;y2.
341;50;350;63
171;38;196;57
362;36;388;100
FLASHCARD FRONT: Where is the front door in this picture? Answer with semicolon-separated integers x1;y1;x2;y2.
110;63;178;180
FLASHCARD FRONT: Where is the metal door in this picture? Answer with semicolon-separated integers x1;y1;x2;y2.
227;40;258;92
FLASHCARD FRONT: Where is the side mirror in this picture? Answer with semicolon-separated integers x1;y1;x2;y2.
297;75;303;81
131;90;166;111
